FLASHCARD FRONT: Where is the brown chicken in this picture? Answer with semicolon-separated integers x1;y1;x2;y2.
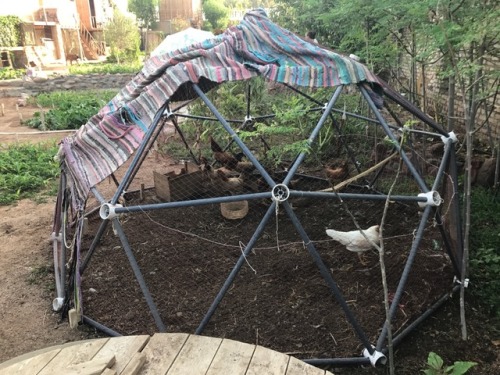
324;161;349;182
210;136;241;170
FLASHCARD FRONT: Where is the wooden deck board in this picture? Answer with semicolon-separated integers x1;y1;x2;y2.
246;345;289;375
37;338;110;375
0;348;61;375
140;333;189;375
167;335;222;375
0;333;335;375
286;356;332;375
91;335;149;374
206;338;255;375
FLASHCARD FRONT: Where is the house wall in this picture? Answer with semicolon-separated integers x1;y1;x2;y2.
158;0;202;33
75;0;113;30
0;0;78;28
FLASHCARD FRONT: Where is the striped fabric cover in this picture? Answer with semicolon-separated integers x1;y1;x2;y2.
59;9;381;206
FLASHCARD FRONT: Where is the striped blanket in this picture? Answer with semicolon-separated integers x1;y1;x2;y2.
59;9;381;206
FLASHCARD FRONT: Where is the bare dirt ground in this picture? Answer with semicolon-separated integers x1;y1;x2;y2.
0;95;499;374
0;97;96;363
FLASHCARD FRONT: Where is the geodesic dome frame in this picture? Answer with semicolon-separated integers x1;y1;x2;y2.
51;9;464;367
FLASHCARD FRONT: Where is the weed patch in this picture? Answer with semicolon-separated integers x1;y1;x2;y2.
0;143;59;205
25;90;117;130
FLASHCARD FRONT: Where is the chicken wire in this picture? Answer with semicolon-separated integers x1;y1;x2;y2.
63;77;462;365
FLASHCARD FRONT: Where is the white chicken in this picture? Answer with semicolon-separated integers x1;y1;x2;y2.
326;225;380;265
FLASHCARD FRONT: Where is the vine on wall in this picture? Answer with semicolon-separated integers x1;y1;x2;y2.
0;16;22;47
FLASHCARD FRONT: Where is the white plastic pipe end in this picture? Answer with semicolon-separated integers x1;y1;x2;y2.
52;297;64;312
99;203;123;220
418;191;442;208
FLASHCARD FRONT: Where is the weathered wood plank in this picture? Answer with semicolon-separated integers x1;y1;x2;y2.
286;356;331;375
246;345;289;375
167;335;222;375
121;352;146;375
91;335;149;374
0;348;61;375
64;355;115;375
141;333;189;375
38;338;110;375
205;338;255;375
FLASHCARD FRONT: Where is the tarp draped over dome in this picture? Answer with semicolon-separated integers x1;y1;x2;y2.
59;9;382;205
150;27;215;57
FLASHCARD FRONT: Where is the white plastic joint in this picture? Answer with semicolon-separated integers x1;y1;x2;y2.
99;203;123;220
454;276;470;288
349;54;360;61
441;131;458;144
271;184;290;202
51;231;62;242
418;191;443;208
362;346;387;367
163;108;174;118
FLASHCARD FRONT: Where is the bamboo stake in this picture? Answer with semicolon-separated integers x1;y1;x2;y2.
320;152;399;192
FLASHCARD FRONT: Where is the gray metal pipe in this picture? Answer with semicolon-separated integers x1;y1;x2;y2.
192;83;276;188
375;205;433;350
112;217;167;332
196;201;277;334
283;86;343;186
359;85;429;193
111;101;170;205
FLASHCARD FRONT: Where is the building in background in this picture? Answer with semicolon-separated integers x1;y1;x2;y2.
0;0;113;68
158;0;203;34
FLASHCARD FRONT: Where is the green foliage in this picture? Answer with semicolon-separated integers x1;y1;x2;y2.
68;62;142;75
24;90;117;130
203;0;230;31
0;15;22;47
0;67;25;80
469;187;500;316
422;352;476;375
0;143;60;205
177;78;364;168
128;0;158;28
105;9;141;64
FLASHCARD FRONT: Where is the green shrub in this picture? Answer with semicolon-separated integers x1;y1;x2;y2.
24;90;117;130
469;187;500;316
0;15;22;47
0;143;60;205
68;62;142;75
0;67;25;80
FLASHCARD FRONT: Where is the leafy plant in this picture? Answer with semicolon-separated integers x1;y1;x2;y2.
469;187;500;316
68;62;142;75
104;8;141;64
0;67;25;80
0;15;22;47
24;90;117;130
0;143;60;205
422;352;476;375
202;0;230;31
